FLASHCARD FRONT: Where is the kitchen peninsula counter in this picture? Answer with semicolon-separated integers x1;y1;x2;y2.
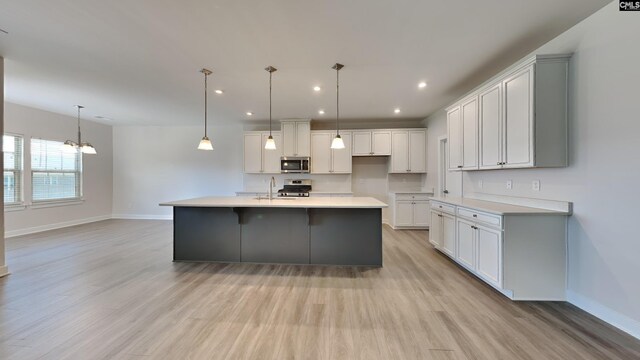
160;196;387;266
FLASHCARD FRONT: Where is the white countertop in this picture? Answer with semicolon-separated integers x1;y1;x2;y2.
160;196;387;209
429;196;570;215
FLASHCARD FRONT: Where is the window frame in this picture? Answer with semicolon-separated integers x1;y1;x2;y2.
3;132;25;208
30;137;84;205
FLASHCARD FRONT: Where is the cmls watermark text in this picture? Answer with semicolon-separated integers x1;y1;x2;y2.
620;1;640;10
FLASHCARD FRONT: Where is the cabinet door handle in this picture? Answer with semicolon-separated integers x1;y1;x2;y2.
472;214;477;218
457;165;463;168
497;162;501;165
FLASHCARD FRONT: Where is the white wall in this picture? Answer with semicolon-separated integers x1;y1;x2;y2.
4;102;113;237
425;2;640;338
112;124;244;218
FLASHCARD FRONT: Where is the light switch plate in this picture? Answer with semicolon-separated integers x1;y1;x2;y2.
532;180;540;191
506;180;513;190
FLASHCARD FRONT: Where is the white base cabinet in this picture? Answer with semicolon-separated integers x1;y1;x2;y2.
430;199;567;301
388;193;432;229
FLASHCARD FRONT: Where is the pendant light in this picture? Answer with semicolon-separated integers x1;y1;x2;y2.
331;63;345;149
63;105;97;154
197;68;214;151
264;66;277;150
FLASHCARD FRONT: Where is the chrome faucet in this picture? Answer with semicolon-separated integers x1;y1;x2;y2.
268;177;276;200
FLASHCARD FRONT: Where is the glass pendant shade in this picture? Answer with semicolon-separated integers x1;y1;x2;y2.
331;135;345;149
264;135;276;150
62;140;78;153
198;136;213;150
81;142;97;154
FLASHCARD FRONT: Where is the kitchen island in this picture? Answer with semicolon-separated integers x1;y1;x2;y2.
160;196;388;266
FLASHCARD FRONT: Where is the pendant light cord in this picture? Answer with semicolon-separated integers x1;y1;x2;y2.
77;106;82;144
269;70;272;137
204;72;208;137
336;67;340;136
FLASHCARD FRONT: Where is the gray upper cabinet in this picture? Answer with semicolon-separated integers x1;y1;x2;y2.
448;54;570;171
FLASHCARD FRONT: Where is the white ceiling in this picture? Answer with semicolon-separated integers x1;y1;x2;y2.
0;0;610;126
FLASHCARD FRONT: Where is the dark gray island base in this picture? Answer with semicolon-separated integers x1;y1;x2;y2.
163;197;387;267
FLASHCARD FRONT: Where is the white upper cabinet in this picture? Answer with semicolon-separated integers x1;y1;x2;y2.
243;133;263;173
261;133;282;173
447;106;462;171
352;130;391;156
281;120;311;157
331;132;352;173
461;97;478;170
409;130;427;173
503;65;534;167
449;54;570;171
479;83;502;169
390;129;426;173
244;131;282;174
310;131;352;174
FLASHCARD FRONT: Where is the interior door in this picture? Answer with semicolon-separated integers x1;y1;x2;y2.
479;83;502;169
409;130;426;173
412;201;430;227
441;213;456;257
503;65;534;167
456;218;476;270
429;211;442;247
243;133;263;173
262;132;282;174
352;131;372;155
447;107;462;170
310;132;332;174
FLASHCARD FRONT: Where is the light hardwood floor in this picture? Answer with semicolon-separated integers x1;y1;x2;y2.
1;220;639;360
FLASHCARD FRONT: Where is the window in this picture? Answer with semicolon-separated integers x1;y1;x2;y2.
4;134;24;205
31;138;82;202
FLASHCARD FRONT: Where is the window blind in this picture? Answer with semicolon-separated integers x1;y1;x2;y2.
3;134;24;204
31;138;82;202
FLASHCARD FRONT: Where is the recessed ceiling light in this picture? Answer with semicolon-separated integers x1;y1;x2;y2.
394;108;401;114
215;89;224;94
318;110;325;115
418;82;427;89
246;112;253;116
313;86;321;92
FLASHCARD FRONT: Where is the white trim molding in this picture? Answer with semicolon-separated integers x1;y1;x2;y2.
5;214;111;238
111;214;173;220
568;290;640;340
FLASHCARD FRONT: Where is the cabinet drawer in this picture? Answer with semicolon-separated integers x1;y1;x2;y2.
430;201;456;215
457;207;502;228
396;194;431;201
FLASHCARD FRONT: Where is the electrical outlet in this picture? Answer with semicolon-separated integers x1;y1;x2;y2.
506;180;513;190
478;180;483;189
532;180;540;191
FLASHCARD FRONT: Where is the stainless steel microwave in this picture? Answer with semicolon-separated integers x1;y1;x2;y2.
280;157;310;173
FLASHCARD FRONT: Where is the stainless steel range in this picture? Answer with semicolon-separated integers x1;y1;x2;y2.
277;179;312;197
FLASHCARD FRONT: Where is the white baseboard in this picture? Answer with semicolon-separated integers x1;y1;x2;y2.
111;214;173;220
567;290;640;340
5;215;112;238
0;265;9;278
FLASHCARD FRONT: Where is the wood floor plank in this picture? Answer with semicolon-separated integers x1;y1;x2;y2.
0;219;639;360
